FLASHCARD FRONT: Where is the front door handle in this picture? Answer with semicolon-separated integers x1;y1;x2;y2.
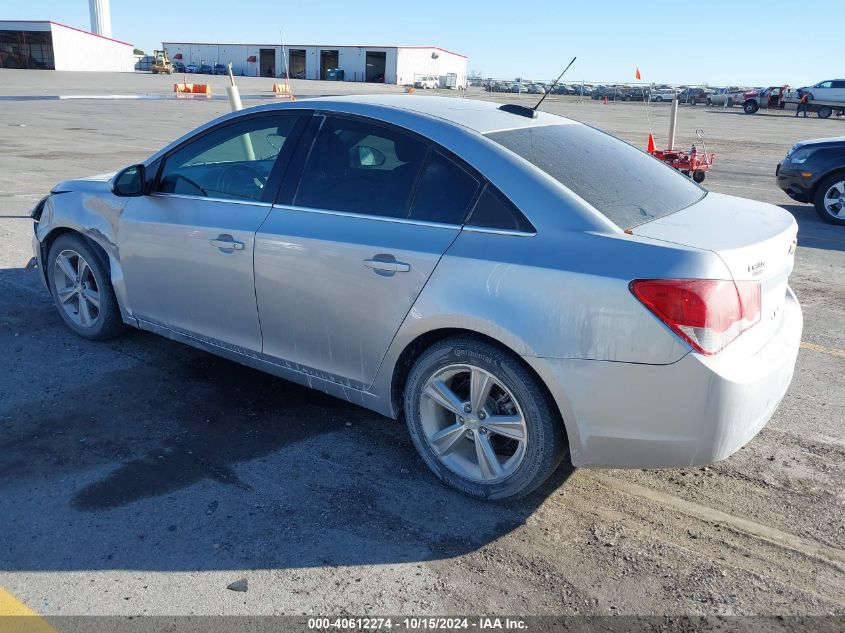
209;234;245;251
363;257;411;273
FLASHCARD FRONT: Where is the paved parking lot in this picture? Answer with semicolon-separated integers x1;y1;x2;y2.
0;70;843;620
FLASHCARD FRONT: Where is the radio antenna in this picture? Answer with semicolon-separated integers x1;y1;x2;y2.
533;56;577;111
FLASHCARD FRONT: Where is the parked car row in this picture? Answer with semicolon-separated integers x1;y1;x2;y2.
482;81;593;95
173;62;228;75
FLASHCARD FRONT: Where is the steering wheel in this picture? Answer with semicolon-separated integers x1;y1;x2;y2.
218;164;266;200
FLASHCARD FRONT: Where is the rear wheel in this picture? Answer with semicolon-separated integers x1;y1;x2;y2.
693;170;706;183
817;106;833;119
814;173;845;225
47;233;126;340
404;337;567;500
744;100;759;114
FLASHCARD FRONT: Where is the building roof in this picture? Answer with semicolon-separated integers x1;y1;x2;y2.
291;95;574;134
161;41;466;58
0;19;133;47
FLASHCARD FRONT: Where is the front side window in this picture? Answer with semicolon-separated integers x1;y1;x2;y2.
158;114;300;202
486;124;705;229
295;117;427;217
817;81;833;89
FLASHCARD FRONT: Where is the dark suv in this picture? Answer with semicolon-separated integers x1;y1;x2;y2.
777;136;845;225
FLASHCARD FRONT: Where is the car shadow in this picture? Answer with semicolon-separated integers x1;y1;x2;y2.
781;204;845;253
0;265;573;573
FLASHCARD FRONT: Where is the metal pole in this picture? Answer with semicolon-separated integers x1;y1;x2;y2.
668;98;679;151
226;63;254;160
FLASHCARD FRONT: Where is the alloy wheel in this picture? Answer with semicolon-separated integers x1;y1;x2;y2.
419;364;528;482
53;249;101;328
823;181;845;219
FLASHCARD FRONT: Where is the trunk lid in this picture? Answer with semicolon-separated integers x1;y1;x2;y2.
633;192;798;354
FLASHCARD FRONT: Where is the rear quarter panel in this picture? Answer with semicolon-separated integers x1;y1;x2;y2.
371;226;732;413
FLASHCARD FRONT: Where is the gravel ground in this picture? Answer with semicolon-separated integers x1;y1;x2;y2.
0;70;843;623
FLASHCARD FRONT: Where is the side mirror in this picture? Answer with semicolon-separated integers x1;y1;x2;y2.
113;164;146;197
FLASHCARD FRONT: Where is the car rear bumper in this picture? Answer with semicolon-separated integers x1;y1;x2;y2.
525;286;802;469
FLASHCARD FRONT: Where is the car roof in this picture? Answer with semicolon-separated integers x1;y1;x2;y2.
295;95;576;134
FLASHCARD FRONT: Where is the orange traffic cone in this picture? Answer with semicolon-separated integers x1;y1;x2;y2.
646;133;656;153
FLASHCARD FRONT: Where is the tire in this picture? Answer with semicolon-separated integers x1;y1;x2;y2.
744;100;759;114
817;106;833;119
404;336;567;500
655;96;663;102
47;233;126;340
813;173;845;225
693;170;706;183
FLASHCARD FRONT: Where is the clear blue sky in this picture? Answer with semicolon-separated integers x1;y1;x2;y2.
7;0;842;86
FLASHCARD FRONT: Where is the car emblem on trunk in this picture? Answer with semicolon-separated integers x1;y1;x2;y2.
747;261;766;275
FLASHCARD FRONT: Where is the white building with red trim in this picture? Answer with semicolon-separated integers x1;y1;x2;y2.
0;20;134;72
161;41;468;86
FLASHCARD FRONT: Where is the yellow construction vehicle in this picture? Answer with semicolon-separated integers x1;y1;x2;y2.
151;49;173;75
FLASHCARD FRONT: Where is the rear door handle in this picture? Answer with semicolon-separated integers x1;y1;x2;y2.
209;235;245;251
363;258;411;273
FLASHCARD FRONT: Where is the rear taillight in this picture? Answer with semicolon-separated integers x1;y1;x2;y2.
630;279;761;355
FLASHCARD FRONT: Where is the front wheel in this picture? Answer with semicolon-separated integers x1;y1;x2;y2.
404;337;567;500
693;170;706;183
743;100;759;114
47;233;127;340
814;173;845;225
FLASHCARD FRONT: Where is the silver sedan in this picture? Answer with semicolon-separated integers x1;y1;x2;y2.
31;96;802;500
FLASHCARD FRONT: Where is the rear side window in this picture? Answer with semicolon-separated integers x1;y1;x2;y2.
295;116;427;217
467;186;535;233
409;152;479;224
485;124;705;229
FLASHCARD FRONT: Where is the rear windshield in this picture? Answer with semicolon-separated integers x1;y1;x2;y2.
485;124;705;228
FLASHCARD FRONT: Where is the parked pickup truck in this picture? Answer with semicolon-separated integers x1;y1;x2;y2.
707;87;747;107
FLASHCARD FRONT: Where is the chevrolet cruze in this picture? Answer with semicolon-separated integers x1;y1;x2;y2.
31;96;802;499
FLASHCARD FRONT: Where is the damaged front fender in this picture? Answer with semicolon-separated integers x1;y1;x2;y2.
33;186;137;326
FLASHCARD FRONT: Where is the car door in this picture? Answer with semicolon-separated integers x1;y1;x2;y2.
254;114;481;389
831;80;845;101
119;112;306;352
